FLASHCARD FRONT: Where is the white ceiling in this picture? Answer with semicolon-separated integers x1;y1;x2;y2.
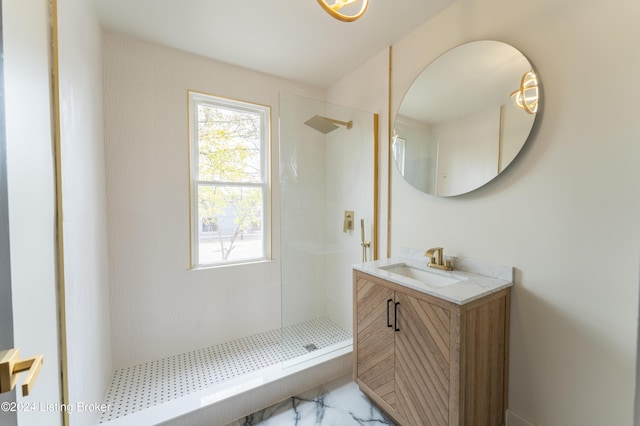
92;0;455;88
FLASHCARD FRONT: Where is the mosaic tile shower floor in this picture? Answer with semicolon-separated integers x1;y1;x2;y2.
100;317;351;423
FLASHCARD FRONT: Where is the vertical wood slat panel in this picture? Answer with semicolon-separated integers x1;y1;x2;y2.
355;275;396;409
461;294;508;425
450;308;462;426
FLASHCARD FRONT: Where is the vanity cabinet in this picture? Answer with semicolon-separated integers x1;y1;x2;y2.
353;270;510;426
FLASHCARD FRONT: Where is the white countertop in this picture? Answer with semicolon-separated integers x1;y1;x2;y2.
353;253;513;305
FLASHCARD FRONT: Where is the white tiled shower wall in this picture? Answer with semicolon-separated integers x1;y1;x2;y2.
102;33;327;370
279;92;375;333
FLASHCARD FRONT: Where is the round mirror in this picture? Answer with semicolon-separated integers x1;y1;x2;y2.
393;40;539;197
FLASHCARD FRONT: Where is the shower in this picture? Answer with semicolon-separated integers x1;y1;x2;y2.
304;114;353;134
99;92;377;425
280;92;376;368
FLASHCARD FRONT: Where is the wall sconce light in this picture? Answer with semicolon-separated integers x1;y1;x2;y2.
511;70;539;114
317;0;369;22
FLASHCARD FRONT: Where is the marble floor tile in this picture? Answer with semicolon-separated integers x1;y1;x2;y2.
227;375;395;426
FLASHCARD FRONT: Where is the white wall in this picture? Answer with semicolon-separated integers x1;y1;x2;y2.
321;105;375;332
387;0;640;424
103;33;326;369
323;51;390;332
327;48;391;260
56;0;113;424
4;0;61;424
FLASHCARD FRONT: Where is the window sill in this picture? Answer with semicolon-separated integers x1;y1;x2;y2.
188;258;275;272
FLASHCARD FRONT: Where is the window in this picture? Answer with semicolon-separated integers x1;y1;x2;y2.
188;91;270;267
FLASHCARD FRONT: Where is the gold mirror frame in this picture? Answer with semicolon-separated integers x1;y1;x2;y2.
317;0;369;22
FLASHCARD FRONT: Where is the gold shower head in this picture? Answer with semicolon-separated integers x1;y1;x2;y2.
304;115;353;134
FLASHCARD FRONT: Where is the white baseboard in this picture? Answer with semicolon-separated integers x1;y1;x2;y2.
506;409;537;426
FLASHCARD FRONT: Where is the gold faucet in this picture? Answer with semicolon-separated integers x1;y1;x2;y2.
424;247;453;271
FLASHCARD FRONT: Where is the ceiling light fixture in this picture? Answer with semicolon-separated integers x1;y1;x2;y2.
317;0;369;22
510;70;539;114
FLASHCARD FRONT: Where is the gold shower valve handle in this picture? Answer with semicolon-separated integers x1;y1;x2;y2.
0;348;44;396
344;210;354;233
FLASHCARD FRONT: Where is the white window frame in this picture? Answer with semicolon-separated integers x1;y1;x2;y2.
188;91;271;268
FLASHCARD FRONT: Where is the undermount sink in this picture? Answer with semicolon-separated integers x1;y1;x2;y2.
379;263;468;287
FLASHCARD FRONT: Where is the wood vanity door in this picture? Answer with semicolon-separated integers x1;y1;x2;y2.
394;291;452;426
355;275;396;409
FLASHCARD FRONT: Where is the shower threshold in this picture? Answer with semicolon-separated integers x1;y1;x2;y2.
99;317;352;425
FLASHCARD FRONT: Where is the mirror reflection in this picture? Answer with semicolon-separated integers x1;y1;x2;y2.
393;40;539;197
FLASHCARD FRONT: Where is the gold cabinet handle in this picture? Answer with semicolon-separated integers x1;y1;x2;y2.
0;348;44;396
